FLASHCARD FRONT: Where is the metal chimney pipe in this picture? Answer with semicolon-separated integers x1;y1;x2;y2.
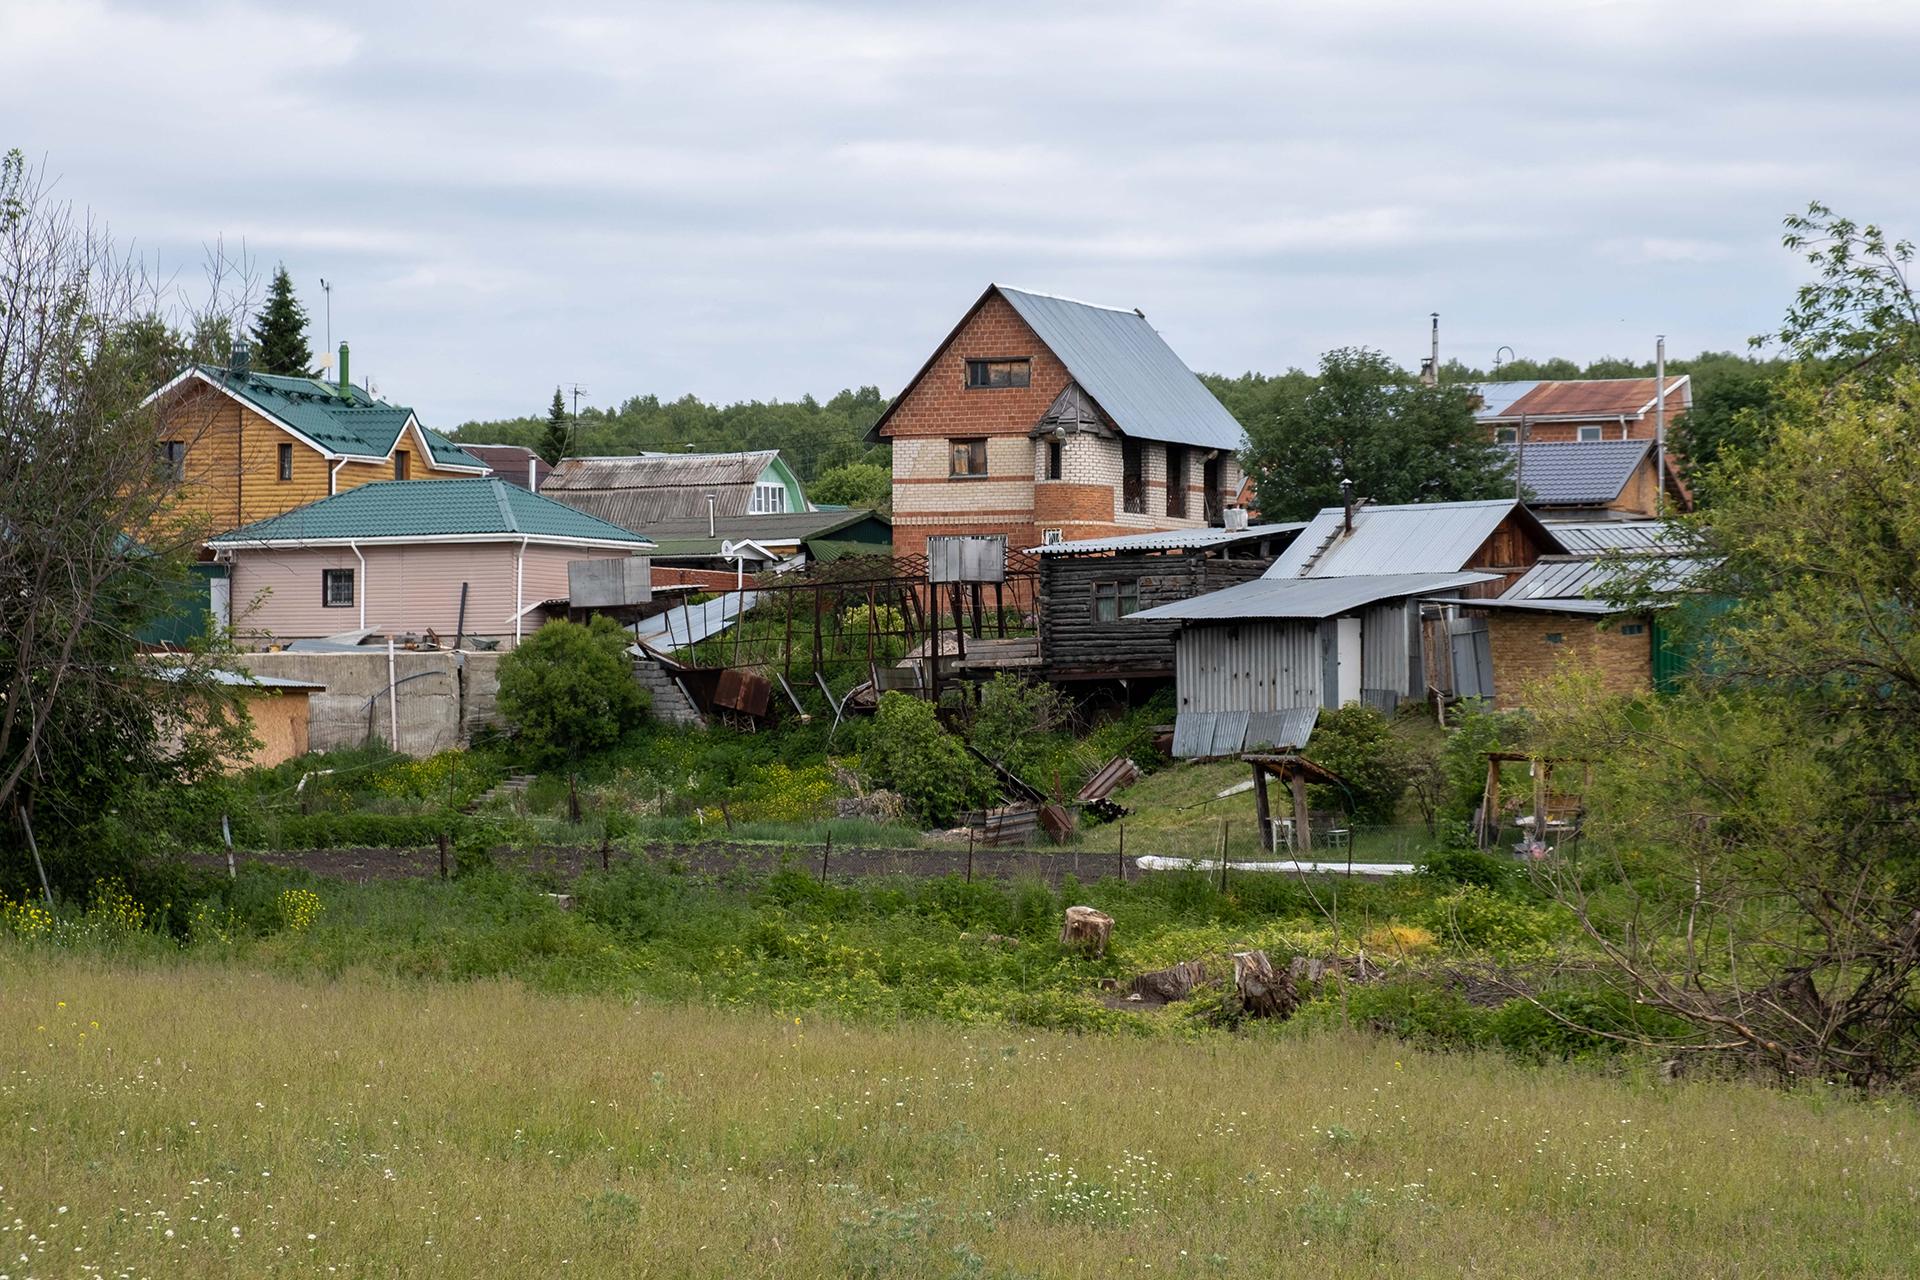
1340;478;1355;534
1429;312;1440;382
1654;336;1667;518
706;493;716;540
338;342;350;397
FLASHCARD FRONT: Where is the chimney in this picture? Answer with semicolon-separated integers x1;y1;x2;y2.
1224;506;1248;532
1418;312;1439;386
337;342;350;398
229;339;251;375
1340;478;1356;535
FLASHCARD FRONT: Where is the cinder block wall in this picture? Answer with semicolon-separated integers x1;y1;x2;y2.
234;650;505;757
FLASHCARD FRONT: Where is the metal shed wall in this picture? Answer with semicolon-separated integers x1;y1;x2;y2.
1359;599;1423;705
1174;621;1321;715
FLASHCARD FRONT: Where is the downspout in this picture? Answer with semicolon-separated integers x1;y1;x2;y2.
514;536;528;645
349;539;367;629
329;456;347;495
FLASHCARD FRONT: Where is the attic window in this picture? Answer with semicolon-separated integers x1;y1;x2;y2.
749;482;786;514
966;359;1030;389
1577;425;1605;442
394;449;410;480
278;443;293;482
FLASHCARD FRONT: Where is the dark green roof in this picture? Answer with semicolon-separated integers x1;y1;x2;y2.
190;365;486;470
208;479;654;547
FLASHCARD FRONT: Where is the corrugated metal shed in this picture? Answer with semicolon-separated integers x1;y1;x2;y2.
1134;571;1500;622
1028;522;1305;556
208;478;655;548
542;451;781;525
1548;520;1679;554
1505;440;1651;505
1175;622;1321;711
996;287;1247;451
1267;500;1559;579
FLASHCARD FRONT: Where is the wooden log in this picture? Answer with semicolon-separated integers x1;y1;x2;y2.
1059;905;1114;957
1129;959;1206;1004
1232;949;1298;1019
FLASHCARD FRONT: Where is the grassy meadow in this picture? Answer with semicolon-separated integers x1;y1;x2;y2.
3;950;1917;1279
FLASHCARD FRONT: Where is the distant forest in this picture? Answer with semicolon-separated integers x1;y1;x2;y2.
450;348;1788;486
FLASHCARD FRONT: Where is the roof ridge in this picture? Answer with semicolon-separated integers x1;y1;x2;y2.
488;478;520;533
995;283;1140;316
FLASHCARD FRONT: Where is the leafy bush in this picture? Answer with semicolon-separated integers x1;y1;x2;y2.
1487;987;1695;1060
968;674;1070;782
272;811;452;849
1440;702;1533;825
495;617;650;764
862;692;990;825
1417;848;1524;892
1303;704;1409;823
1412;885;1563;953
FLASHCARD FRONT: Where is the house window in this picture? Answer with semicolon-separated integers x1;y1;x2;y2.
157;440;186;480
322;568;355;608
1166;446;1188;518
749;482;786;514
1545;632;1564;645
1203;455;1223;524
1046;440;1063;481
278;443;293;482
394;449;410;480
1620;622;1646;636
1577;425;1604;442
1494;426;1519;444
950;437;988;477
1122;438;1144;514
1092;580;1141;622
965;358;1030;389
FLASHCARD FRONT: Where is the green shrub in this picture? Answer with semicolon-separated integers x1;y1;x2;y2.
1487;987;1694;1059
1413;885;1563;953
862;692;990;825
1417;848;1523;893
1439;702;1533;825
1304;704;1409;824
1299;980;1492;1049
968;675;1070;783
272;811;452;849
496;617;650;764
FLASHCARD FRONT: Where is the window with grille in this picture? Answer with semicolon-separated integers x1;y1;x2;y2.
950;438;988;477
965;358;1030;389
1092;579;1141;622
1046;440;1063;481
748;482;786;514
278;443;293;482
322;568;355;608
1121;439;1144;513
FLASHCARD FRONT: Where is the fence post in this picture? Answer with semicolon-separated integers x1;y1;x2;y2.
438;831;450;880
1118;825;1126;883
966;826;975;884
820;830;832;884
1218;818;1229;893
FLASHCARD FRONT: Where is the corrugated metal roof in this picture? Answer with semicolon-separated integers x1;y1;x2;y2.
1487;376;1691;421
638;509;889;558
541;451;782;525
1132;571;1499;622
1502;554;1708;603
1466;380;1541;421
1267;499;1561;579
208;478;654;547
632;591;759;651
189;366;485;469
457;444;552;491
1506;439;1651;504
1028;522;1304;556
1547;520;1681;554
1171;707;1318;759
996;287;1247;451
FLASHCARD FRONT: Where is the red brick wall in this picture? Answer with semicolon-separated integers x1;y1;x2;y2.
1488;612;1653;708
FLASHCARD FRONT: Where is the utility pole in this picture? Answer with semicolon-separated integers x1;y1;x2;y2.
567;383;587;456
319;278;332;353
1654;336;1667;518
1514;415;1530;503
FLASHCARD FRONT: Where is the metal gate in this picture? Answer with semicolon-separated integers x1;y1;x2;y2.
1449;617;1493;700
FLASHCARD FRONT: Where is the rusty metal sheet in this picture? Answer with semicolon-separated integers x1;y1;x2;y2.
713;668;772;717
1075;755;1140;804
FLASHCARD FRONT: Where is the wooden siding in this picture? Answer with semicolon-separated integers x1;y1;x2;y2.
1040;550;1273;679
1462;511;1561;595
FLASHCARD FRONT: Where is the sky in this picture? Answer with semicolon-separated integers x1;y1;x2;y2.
5;0;1918;428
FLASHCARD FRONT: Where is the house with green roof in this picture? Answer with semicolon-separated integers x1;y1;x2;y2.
207;478;653;649
145;342;490;539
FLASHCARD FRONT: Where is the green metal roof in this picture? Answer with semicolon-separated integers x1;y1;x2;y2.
209;478;655;547
192;365;486;470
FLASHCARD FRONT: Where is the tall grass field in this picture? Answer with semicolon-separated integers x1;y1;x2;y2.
3;950;1916;1278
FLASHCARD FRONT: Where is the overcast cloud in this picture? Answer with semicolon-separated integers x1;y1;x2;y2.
4;0;1916;426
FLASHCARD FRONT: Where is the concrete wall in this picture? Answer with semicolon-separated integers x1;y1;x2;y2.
232;650;505;757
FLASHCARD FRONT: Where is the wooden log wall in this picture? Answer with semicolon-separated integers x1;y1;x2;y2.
1039;550;1272;680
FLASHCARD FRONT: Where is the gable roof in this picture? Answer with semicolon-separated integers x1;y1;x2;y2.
1505;439;1651;505
159;365;486;470
207;478;653;549
458;444;552;491
1484;376;1691;422
871;284;1246;450
1266;499;1565;579
640;508;890;559
541;450;795;526
1131;571;1500;622
1466;380;1542;421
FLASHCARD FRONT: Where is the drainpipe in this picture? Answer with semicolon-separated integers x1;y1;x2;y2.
349;539;367;629
329;457;347;495
514;536;528;645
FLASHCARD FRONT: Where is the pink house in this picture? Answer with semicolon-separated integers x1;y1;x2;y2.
207;478;653;648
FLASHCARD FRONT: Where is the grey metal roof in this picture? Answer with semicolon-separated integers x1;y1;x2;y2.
1505;440;1651;505
1172;707;1319;760
1132;571;1499;622
1466;380;1542;421
1547;520;1681;554
1502;554;1708;603
1028;522;1304;556
1267;499;1564;579
996;287;1247;451
542;451;781;525
632;591;761;652
641;509;890;559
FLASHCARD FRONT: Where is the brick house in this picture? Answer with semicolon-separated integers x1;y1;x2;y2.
869;285;1247;560
1472;375;1694;509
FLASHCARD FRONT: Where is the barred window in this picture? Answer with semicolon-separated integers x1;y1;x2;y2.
322;568;355;608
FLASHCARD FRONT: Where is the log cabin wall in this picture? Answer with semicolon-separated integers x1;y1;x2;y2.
1039;549;1274;681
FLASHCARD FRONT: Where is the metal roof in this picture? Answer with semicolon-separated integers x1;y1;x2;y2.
186;366;485;469
1485;376;1691;422
1172;707;1319;760
1028;522;1304;556
208;478;655;547
1547;520;1681;554
632;591;759;652
638;509;890;559
1131;571;1499;622
1501;554;1708;603
1505;439;1651;505
456;444;552;491
996;287;1247;450
541;451;785;525
1466;380;1541;421
1267;499;1564;579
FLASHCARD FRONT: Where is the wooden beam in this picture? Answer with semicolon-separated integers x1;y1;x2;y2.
1290;772;1311;856
1253;764;1272;852
1480;757;1501;851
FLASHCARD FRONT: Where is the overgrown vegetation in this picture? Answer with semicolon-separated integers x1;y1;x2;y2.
495;617;651;763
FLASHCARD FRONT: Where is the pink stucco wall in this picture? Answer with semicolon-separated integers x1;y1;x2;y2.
229;541;641;647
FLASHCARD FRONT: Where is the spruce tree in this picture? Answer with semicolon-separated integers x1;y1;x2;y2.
250;265;313;375
539;387;570;464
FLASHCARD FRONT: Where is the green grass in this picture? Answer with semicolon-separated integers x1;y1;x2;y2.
4;948;1916;1278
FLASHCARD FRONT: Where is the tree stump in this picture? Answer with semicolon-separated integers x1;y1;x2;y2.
1232;950;1298;1019
1129;960;1207;1004
1059;905;1114;957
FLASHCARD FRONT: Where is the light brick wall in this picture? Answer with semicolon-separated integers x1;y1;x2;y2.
1488;611;1653;708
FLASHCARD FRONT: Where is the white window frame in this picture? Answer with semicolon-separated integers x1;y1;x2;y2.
1577;425;1605;442
748;482;786;514
1494;426;1518;445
